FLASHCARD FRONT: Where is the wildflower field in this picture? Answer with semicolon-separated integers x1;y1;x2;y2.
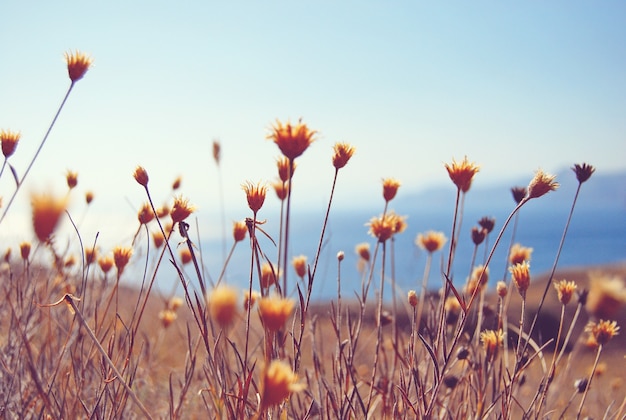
1;51;625;419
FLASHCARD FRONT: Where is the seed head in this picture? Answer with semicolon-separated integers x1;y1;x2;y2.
554;279;577;305
526;169;559;200
572;163;595;184
170;195;194;223
65;170;78;189
260;360;304;408
445;156;480;193
268;118;316;160
509;243;533;266
408;290;418;307
332;142;355;169
133;166;149;187
85;191;94;205
337;251;345;261
258;295;295;332
232;220;247;242
416;231;447;253
208;285;239;327
1;129;20;158
112;246;133;275
242;181;267;213
382;178;401;202
64;50;93;82
292;255;308;279
585;319;620;346
31;193;67;242
355;242;370;261
511;186;527;204
510;261;531;298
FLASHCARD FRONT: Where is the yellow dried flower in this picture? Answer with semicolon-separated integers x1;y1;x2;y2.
510;261;531;298
355;242;371;261
445;296;462;324
233;220;248;242
64;50;93;82
292;255;308;279
276;156;294;182
496;281;508;298
382;178;401;202
526;169;559;200
466;265;489;295
260;262;280;289
208;285;239;327
554;279;577;305
133;166;149;187
367;211;405;243
509;243;533;266
85;246;97;265
31;193;67;242
4;248;11;264
156;205;169;218
158;309;177;328
332;142;355;169
137;202;155;225
480;329;504;361
445;156;480;193
586;273;626;319
260;360;305;408
268;118;316;160
1;129;20;158
585;320;620;346
112;246;133;275
168;296;184;311
244;290;260;310
408;290;418;307
242;181;267;213
416;231;447;253
65;170;78;189
258;295;295;332
170;195;194;223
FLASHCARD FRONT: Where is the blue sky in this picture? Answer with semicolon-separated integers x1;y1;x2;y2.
1;1;625;251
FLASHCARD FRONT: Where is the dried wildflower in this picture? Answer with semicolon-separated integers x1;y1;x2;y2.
168;296;184;311
64;50;93;82
64;255;76;268
31;193;67;242
179;248;192;265
496;281;508;298
416;231;447;253
171;176;182;190
585;320;620;346
170;195;194;223
261;262;280;288
511;186;527;204
526;169;559;200
292;255;308;279
471;226;486;245
258;295;295;332
478;216;495;233
85;191;94;205
156;205;169;218
445;296;462;324
260;360;305;408
212;140;221;165
20;242;31;261
152;231;165;248
65;170;78;189
509;243;533;266
276;156;294;182
98;255;114;274
382;178;401;202
337;251;345;261
158;309;177;328
554;279;577;305
332;142;355;169
390;212;408;235
480;329;504;361
572;163;595;184
208;285;239;327
367;211;405;243
355;242;371;261
510;261;531;298
272;180;288;201
466;265;489;295
244;290;260;310
268;119;316;160
232;220;247;242
242;181;267;213
586;273;626;319
85;246;97;265
112;246;133;275
133;166;149;187
1;129;20;158
445;156;480;193
408;290;418;307
137;202;155;225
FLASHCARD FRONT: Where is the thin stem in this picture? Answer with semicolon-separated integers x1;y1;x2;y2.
575;345;603;420
366;240;386;413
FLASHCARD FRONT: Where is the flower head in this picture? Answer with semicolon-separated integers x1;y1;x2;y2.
510;261;531;298
98;255;114;274
496;281;508;298
355;242;370;261
509;243;533;266
382;178;401;202
471;226;486;245
408;290;418;307
332;142;355;169
272;180;288;201
268;118;316;160
159;309;177;328
171;176;182;190
64;50;93;82
572;163;595;184
65;170;78;189
586;273;626;319
445;156;480;193
212;140;221;165
1;129;20;158
232;220;247;242
511;186;527;204
261;262;280;288
152;231;166;248
208;285;239;327
585;319;620;346
260;360;305;408
276;156;294;182
367;211;406;243
85;246;97;265
170;195;194;223
179;248;192;265
85;191;94;205
478;216;495;233
242;181;267;213
554;280;577;305
133;166;149;187
31;193;67;242
112;246;133;275
466;265;489;295
416;231;447;253
258;295;295;332
20;242;31;261
137;202;155;225
480;329;504;361
526;169;559;200
292;255;308;279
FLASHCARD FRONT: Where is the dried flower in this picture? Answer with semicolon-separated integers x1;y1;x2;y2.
355;243;370;261
445;156;480;193
445;296;462;324
244;290;260;310
98;255;114;274
272;180;288;201
526;169;559;200
208;285;239;327
258;295;295;332
408;290;418;307
554;279;577;305
171;176;182;190
170;195;194;223
260;360;305;408
586;273;626;319
382;178;401;202
152;231;165;248
471;226;486;245
158;309;177;328
4;248;11;264
137;202;155;225
276;156;294;182
292;255;308;279
64;50;93;82
496;281;508;298
332;142;355;169
20;242;31;261
1;129;20;158
31;193;67;242
480;329;504;361
65;170;78;189
261;262;280;288
337;251;344;261
233;220;247;242
466;265;489;295
511;186;527;204
416;231;447;253
509;243;533;266
585;320;620;346
510;261;531;298
85;246;97;265
156;205;169;218
242;181;267;213
112;246;133;275
179;248;192;265
168;296;184;311
367;211;405;243
268;119;316;160
133;166;149;187
478;216;495;233
572;163;595;184
85;191;94;205
212;140;221;165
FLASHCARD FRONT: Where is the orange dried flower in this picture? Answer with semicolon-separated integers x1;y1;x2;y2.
98;255;114;274
272;180;288;201
572;163;595;184
445;156;480;193
152;231;166;248
171;176;182;190
133;166;149;187
276;156;294;182
258;295;295;332
65;170;78;189
158;309;177;328
586;273;626;319
31;193;67;242
260;360;305;408
466;265;489;295
292;255;308;279
85;191;94;205
233;220;247;242
179;248;192;265
208;285;239;327
64;255;76;268
510;261;531;298
170;195;195;223
355;242;370;261
268;118;316;160
64;50;93;82
168;296;184;311
242;181;267;213
496;281;508;298
368;211;405;243
416;231;447;253
480;329;504;361
509;243;533;266
212;140;221;165
554;279;577;305
382;178;401;202
1;129;20;158
113;246;133;275
261;262;280;288
156;205;169;218
137;202;155;225
244;290;260;310
85;246;97;265
20;242;31;261
526;169;559;200
585;320;620;346
332;142;355;169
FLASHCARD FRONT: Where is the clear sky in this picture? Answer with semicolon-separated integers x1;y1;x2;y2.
1;1;625;251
